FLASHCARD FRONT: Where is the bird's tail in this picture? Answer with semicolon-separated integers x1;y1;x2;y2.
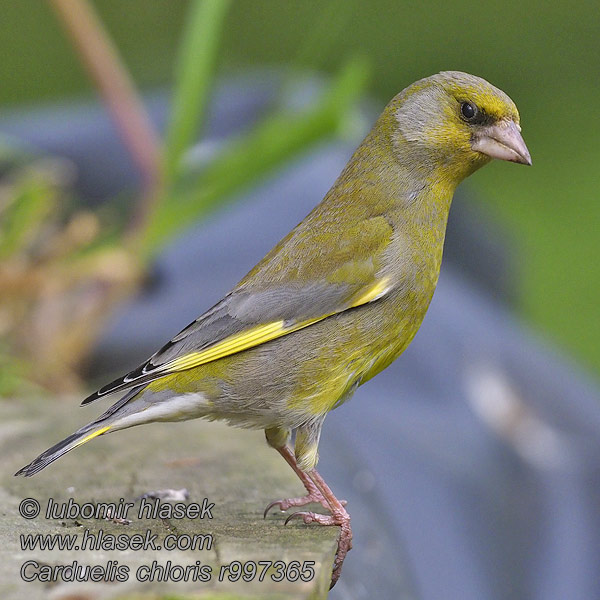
15;422;112;477
15;385;144;477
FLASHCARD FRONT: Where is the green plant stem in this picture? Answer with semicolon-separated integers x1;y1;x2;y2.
164;0;231;187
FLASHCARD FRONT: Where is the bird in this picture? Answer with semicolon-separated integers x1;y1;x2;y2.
16;71;531;586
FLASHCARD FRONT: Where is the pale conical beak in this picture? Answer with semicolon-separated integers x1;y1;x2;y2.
471;119;532;165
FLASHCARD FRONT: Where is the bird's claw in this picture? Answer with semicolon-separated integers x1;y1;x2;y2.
284;510;334;526
330;520;353;588
263;494;348;519
263;499;283;518
283;507;352;588
263;492;341;518
264;497;320;519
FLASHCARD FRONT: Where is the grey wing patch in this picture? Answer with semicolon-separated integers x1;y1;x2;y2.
153;282;353;360
81;295;242;404
81;280;365;405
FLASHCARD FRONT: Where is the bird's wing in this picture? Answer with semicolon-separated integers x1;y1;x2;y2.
82;213;395;405
82;273;391;405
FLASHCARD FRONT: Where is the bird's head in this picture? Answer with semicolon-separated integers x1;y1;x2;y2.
390;71;531;183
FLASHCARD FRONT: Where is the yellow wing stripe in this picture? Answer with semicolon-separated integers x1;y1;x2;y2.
161;321;286;372
159;278;391;374
74;426;112;449
350;277;390;307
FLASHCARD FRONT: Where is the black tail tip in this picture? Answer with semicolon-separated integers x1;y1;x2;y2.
81;392;98;406
15;459;47;477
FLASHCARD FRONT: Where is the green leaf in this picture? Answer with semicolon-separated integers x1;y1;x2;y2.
141;57;370;257
163;0;231;186
0;176;54;258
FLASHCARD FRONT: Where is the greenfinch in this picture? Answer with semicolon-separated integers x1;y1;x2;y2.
17;71;531;586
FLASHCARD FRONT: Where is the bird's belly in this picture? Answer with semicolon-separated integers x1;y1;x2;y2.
282;283;434;416
352;275;439;385
154;282;437;429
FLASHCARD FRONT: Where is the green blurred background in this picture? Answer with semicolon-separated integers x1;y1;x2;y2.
1;0;599;374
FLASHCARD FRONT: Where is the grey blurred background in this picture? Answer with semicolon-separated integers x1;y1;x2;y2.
1;2;599;599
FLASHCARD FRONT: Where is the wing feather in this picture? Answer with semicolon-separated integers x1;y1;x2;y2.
81;276;391;405
82;213;395;405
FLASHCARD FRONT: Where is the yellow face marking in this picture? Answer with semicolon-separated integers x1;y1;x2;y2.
158;279;391;375
74;425;111;449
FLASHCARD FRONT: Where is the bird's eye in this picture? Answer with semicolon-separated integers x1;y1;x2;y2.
460;101;477;122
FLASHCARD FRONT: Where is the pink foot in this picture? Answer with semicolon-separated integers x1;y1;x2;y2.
264;494;347;518
285;507;352;588
264;492;330;518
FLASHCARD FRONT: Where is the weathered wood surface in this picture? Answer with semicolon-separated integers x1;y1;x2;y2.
1;396;338;599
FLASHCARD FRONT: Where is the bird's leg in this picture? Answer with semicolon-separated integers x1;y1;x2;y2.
286;468;352;588
264;426;345;515
263;444;334;516
265;423;351;587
